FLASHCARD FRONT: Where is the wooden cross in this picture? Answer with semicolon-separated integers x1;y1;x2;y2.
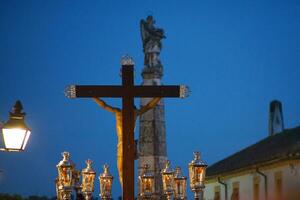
65;57;188;200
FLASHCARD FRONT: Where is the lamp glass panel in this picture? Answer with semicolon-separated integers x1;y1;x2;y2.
163;174;174;192
174;179;186;198
142;177;154;194
59;167;72;186
196;166;205;184
189;165;195;187
2;128;27;150
82;173;95;192
22;130;31;150
100;178;112;197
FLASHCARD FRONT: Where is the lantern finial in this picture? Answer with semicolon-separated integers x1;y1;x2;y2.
86;159;92;168
194;151;200;160
62;152;70;161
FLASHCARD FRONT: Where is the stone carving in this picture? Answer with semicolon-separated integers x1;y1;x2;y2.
139;15;168;199
140;15;166;68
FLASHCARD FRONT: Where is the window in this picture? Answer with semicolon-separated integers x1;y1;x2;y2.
253;176;260;200
274;171;282;200
214;185;221;200
231;182;239;200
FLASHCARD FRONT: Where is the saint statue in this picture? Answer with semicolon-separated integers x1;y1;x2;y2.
92;97;161;187
140;15;166;67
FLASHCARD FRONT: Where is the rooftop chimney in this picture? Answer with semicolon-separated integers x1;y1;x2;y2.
269;100;284;136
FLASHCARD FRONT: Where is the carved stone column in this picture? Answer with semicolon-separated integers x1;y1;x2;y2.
138;66;167;200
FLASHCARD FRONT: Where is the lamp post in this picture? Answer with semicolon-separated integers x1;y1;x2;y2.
174;167;187;200
81;159;96;200
99;164;113;200
188;152;207;200
56;152;74;200
1;100;31;152
138;164;155;200
161;160;175;200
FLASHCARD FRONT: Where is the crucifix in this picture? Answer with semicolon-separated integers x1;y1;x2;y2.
65;56;189;200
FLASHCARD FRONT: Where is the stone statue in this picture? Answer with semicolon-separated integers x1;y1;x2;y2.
140;15;166;68
92;97;161;187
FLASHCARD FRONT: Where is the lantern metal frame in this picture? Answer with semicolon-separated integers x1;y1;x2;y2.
1;100;31;152
188;151;208;200
161;160;175;200
99;164;113;200
173;167;187;200
138;164;155;199
81;159;96;200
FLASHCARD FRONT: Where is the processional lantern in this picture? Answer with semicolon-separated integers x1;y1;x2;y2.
56;152;74;200
99;164;113;200
161;160;175;200
174;167;187;200
139;164;155;199
188;151;207;199
1;100;31;151
81;159;96;200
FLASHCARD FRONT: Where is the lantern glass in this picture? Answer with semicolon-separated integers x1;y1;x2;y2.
161;160;174;195
57;152;73;187
188;152;207;190
2;128;31;150
99;165;113;199
82;159;96;193
174;167;187;199
139;164;155;197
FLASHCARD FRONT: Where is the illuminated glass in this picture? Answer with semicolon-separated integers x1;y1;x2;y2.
2;128;31;150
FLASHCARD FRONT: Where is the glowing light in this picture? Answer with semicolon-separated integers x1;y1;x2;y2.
2;128;31;150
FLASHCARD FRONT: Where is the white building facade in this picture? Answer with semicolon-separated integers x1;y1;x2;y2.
204;160;300;200
204;101;300;200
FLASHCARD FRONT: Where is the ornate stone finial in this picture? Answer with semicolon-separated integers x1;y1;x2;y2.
180;85;191;98
64;85;76;98
121;55;135;66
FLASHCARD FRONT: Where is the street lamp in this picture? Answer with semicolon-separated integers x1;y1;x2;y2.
138;164;155;200
174;167;187;200
1;100;31;152
188;152;207;200
99;164;113;200
161;160;175;200
81;159;96;200
57;152;74;200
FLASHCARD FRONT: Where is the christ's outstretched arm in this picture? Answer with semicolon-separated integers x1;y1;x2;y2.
92;97;120;113
137;97;161;116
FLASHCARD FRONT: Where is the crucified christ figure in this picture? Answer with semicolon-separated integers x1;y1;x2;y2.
92;97;161;187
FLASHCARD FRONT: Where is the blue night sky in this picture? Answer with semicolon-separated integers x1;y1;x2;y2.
1;0;300;198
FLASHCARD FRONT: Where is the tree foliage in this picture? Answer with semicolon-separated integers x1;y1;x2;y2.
0;194;56;200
